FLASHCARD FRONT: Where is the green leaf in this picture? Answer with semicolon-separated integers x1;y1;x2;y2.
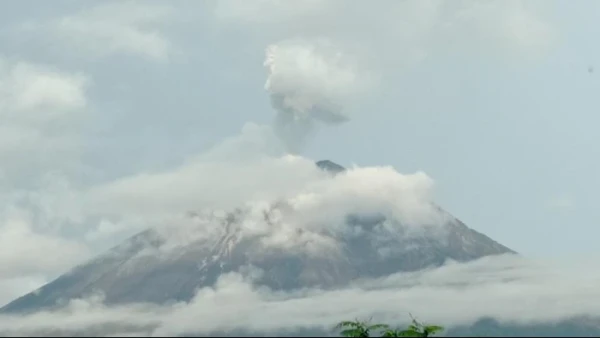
382;330;401;337
424;325;444;335
368;323;390;331
337;321;361;329
336;316;443;338
340;328;363;337
398;329;425;337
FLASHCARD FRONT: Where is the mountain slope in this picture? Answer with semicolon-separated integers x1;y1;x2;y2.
1;160;514;315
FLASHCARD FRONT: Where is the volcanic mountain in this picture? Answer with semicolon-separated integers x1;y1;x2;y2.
1;160;514;315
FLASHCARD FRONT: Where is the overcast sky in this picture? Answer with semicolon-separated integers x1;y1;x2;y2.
0;0;599;316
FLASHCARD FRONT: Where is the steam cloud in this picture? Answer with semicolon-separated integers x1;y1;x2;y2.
264;39;364;154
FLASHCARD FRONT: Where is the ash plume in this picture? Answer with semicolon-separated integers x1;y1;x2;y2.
263;39;365;154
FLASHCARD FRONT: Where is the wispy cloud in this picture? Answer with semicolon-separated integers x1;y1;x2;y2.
0;60;88;119
17;2;175;62
0;57;89;188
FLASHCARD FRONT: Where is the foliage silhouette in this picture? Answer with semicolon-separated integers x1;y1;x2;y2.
336;314;443;337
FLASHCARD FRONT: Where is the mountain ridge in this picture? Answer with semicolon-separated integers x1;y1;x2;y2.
1;160;514;315
2;161;599;337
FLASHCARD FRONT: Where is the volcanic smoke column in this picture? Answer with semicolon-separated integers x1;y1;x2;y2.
264;40;364;154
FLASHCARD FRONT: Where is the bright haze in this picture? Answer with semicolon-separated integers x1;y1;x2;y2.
0;0;599;336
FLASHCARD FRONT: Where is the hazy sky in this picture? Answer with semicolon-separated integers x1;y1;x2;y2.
0;0;599;312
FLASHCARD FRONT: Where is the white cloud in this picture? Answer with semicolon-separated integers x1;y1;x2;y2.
0;60;88;122
214;0;555;72
1;254;600;336
0;119;445;305
265;39;368;113
84;124;317;217
7;63;86;113
21;2;175;61
0;57;90;304
0;210;89;279
0;58;89;188
0;201;90;305
75;123;444;248
214;0;329;24
264;38;374;153
439;0;554;57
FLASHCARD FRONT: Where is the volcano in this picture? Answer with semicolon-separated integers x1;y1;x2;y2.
1;160;514;316
4;161;596;337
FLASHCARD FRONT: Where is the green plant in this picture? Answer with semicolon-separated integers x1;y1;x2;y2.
335;319;390;337
336;314;443;337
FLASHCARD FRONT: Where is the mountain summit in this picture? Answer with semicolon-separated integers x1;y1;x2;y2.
315;159;346;174
1;160;514;314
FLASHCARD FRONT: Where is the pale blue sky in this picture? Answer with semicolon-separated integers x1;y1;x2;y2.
0;1;598;304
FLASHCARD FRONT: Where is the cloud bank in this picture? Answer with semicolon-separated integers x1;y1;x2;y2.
2;254;600;336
